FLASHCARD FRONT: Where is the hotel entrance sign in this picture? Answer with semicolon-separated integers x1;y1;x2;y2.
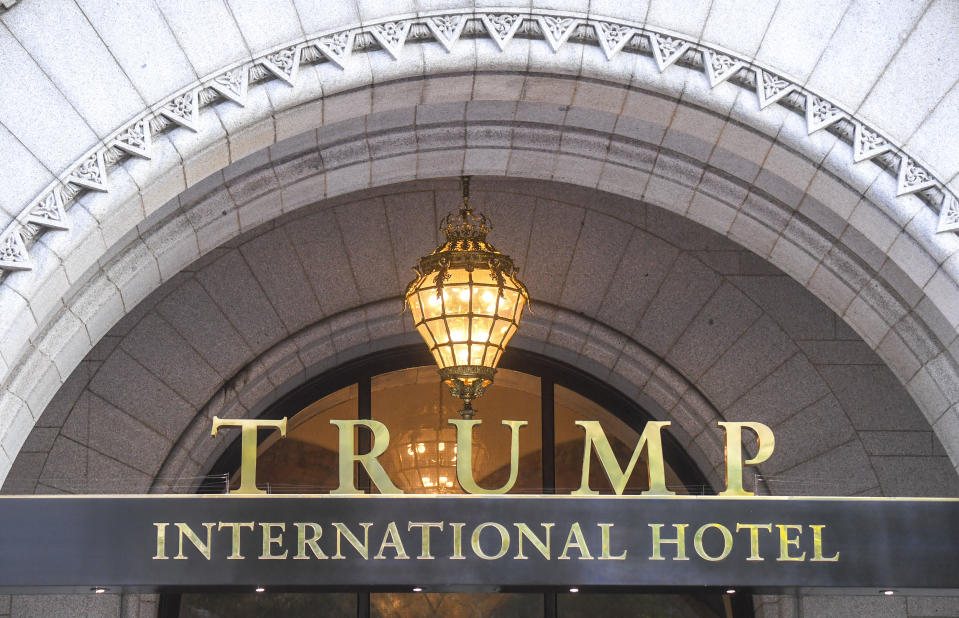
0;494;956;591
1;416;956;593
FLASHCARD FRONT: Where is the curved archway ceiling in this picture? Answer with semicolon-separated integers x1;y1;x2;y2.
2;9;957;274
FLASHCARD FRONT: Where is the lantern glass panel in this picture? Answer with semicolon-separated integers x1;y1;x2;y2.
471;317;493;343
453;344;469;365
420;290;442;319
473;286;498;315
427;320;449;345
448;317;469;342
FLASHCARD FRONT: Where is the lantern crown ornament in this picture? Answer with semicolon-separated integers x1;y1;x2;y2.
404;177;530;418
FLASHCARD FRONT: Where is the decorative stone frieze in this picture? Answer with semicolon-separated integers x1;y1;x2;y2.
2;9;957;276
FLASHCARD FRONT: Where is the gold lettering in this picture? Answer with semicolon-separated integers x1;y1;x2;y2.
218;522;253;560
736;523;772;561
408;522;444;560
450;522;466;560
558;522;594;560
599;523;627;560
294;523;327;560
810;525;839;562
450;419;527;494
259;523;287;560
153;523;168;560
174;522;215;560
374;522;410;560
332;522;373;559
210;417;287;494
329;420;402;494
514;523;553;560
776;524;806;562
649;523;689;561
693;523;733;561
471;522;510;560
717;422;775;497
571;421;675;496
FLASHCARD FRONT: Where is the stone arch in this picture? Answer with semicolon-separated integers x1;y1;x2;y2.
8;177;954;503
0;3;957;488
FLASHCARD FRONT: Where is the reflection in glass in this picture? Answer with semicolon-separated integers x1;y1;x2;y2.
554;385;688;495
558;592;723;617
372;592;542;617
179;592;355;617
235;384;358;493
372;367;542;493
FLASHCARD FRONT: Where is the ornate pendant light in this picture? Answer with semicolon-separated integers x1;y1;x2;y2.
404;177;530;418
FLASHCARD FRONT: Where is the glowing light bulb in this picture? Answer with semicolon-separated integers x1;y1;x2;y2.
417;443;426;454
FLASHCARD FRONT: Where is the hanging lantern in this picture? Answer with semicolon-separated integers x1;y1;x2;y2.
404;177;530;418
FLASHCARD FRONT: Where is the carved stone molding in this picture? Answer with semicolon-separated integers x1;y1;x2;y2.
4;9;957;276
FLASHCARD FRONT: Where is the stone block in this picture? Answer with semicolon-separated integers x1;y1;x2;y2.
229;0;304;55
88;348;195;442
293;0;359;33
699;315;797;410
67;274;126;348
39;201;108;286
559;210;631;313
754;0;849;82
66;391;170;476
668;282;762;379
0;27;100;175
237;191;285;232
663;104;725;163
872;454;959;497
239;227;323;332
860;430;932;457
519;199;584;304
825;363;930;431
219;97;278;161
283;208;362;316
889;230;938;289
194;250;287;352
169;117;231;189
777;440;878;496
3;0;145;139
617;89;676;145
876;329;922;384
858;0;959;143
765;395;857;475
726;353;832;427
700;0;778;57
633;251;719;358
907;595;959;617
754;145;817;208
0;124;54;220
334;197;401;302
924;270;959;330
907;81;959;182
153;0;249;78
11;593;122;618
119;312;222;408
75;0;196;104
36;310;91;385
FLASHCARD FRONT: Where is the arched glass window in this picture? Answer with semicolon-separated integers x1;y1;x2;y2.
170;347;752;618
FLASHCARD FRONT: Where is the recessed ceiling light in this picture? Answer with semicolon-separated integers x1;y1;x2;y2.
726;589;736;595
91;587;107;594
569;587;579;593
882;590;895;596
413;587;423;592
255;586;265;593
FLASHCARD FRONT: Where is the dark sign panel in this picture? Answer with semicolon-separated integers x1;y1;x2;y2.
0;495;956;591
